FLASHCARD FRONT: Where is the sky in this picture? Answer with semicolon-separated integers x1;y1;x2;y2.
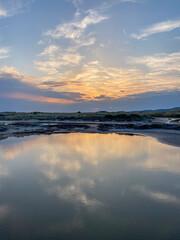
0;0;179;112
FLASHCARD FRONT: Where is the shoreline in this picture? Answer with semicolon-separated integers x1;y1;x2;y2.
0;121;180;148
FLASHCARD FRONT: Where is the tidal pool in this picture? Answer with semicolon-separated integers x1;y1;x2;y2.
0;133;180;240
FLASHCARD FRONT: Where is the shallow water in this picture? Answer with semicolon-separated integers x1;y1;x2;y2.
0;133;180;240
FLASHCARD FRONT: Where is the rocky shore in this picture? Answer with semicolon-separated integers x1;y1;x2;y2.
0;120;180;147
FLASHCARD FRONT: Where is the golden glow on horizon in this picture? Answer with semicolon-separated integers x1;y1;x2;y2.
0;93;75;104
39;60;180;101
1;51;180;104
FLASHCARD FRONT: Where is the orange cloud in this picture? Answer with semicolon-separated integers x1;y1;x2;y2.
1;51;180;105
39;60;180;101
1;93;75;104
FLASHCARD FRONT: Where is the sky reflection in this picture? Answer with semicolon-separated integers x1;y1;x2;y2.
1;133;180;172
0;133;180;239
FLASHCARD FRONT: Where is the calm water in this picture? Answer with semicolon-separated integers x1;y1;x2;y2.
0;133;180;240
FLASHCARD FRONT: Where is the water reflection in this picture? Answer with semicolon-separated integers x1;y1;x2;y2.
1;133;180;172
134;186;180;206
0;133;180;239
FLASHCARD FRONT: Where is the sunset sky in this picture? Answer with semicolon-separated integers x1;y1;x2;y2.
0;0;179;112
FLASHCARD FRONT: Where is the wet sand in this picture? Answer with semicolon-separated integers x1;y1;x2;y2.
137;130;180;148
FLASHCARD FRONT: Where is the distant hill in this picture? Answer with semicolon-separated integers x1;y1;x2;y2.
133;107;180;118
132;107;180;113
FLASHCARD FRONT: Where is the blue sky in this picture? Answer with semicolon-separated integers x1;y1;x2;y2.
0;0;179;112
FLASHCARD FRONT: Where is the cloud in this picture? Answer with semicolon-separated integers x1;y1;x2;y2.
132;20;180;40
35;45;83;75
70;0;82;7
0;65;38;85
0;0;34;18
0;7;8;17
39;53;180;101
2;49;180;108
1;93;75;104
74;36;96;47
36;6;108;77
0;66;83;105
67;0;82;10
39;45;61;56
44;9;108;46
128;52;180;74
36;3;180;104
1;51;180;109
36;10;104;74
1;65;16;73
0;47;10;59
